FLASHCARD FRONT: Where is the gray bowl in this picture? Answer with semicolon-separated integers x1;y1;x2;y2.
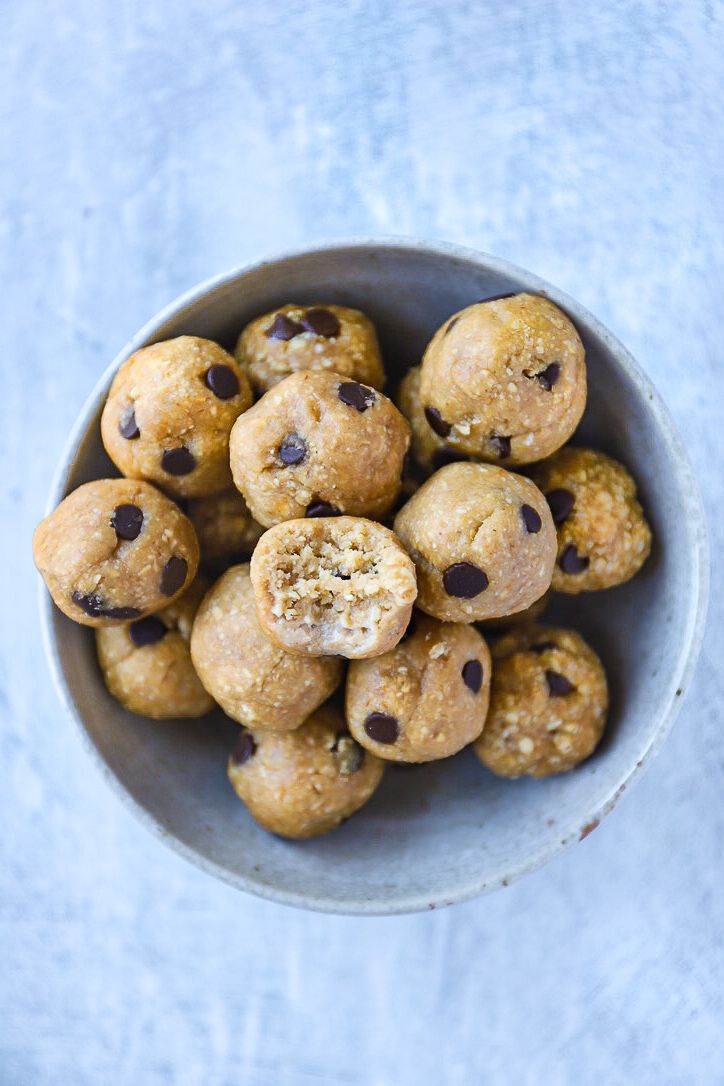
40;238;708;914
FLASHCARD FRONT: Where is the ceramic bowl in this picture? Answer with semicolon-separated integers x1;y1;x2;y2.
39;239;708;914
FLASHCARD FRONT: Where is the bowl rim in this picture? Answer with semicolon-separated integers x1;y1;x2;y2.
39;236;710;915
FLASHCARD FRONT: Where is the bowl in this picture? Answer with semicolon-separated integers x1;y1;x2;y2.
40;238;708;914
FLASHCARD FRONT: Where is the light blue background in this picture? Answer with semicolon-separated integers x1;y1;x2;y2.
2;2;723;1083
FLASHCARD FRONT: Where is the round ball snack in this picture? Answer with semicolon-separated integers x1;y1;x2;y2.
227;704;385;839
33;479;199;627
394;462;556;623
101;336;252;499
477;588;551;631
187;488;263;572
190;564;343;731
250;516;417;658
419;294;586;464
474;624;608;778
235;302;385;395
229;370;410;527
95;577;213;719
530;447;652;593
396;365;468;473
346;614;492;762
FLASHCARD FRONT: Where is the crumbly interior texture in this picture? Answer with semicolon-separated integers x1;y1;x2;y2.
346;613;492;762
227;704;385;839
419;294;586;464
190;564;343;730
394;462;556;622
530;447;652;593
101;336;252;498
187;488;263;571
235;303;385;394
250;517;417;658
474;624;608;778
32;478;199;627
229;370;410;527
96;577;213;719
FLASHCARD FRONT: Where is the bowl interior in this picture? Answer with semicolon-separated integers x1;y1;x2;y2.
45;241;706;913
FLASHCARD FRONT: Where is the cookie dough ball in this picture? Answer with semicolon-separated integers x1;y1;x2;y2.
96;577;213;719
190;564;343;731
419;294;586;464
227;704;384;839
396;366;468;473
187;489;263;572
235;303;384;395
530;447;652;593
347;614;491;762
101;336;252;499
474;624;608;778
229;371;410;527
394;462;555;623
250;517;417;658
477;589;551;631
33;479;199;627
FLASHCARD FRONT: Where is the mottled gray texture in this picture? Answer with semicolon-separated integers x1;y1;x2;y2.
2;0;723;1083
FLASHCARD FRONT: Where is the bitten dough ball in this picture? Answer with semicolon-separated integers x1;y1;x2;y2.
250;516;417;658
101;336;252;498
96;577;213;719
394;462;556;623
190;564;343;731
227;704;385;839
419;294;586;465
474;624;608;778
229;370;410;527
187;489;264;572
530;447;652;593
33;479;199;627
235;303;385;394
346;614;492;762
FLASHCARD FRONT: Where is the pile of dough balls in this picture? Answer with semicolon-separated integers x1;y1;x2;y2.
34;294;653;840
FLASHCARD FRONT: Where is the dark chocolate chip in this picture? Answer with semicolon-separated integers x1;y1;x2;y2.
546;488;575;525
231;731;256;765
278;433;307;466
129;616;166;647
530;641;556;654
119;408;140;440
332;732;365;774
559;544;590;574
161;447;196;476
205;364;239;400
521;504;542;534
306;501;339;517
71;591;141;620
338;381;376;412
535;362;560;391
301;307;340;337
332;569;351;580
160;556;188;596
442;562;489;598
431;448;468;470
445;316;460;336
489;434;511;459
546;670;575;696
111;503;144;541
424;406;452;438
266;313;304;340
462;659;483;693
364;712;399;745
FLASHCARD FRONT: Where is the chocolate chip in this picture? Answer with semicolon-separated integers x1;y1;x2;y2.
520;504;542;534
559;544;589;574
119;408;140;440
462;659;483;693
332;733;365;774
278;434;307;466
338;381;376;412
364;712;399;744
71;591;141;620
546;670;575;696
306;501;339;517
205;364;239;400
301;307;340;337
129;616;166;647
535;362;560;391
266;313;304;340
530;641;556;654
160;556;188;596
431;448;467;470
546;488;575;525
231;731;256;765
489;434;511;459
445;316;460;336
442;562;489;598
111;503;144;541
424;406;451;438
161;447;196;476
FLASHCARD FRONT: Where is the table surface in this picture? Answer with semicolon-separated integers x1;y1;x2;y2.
3;1;723;1083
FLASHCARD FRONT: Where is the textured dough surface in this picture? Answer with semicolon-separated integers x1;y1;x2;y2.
187;488;263;571
396;365;465;473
